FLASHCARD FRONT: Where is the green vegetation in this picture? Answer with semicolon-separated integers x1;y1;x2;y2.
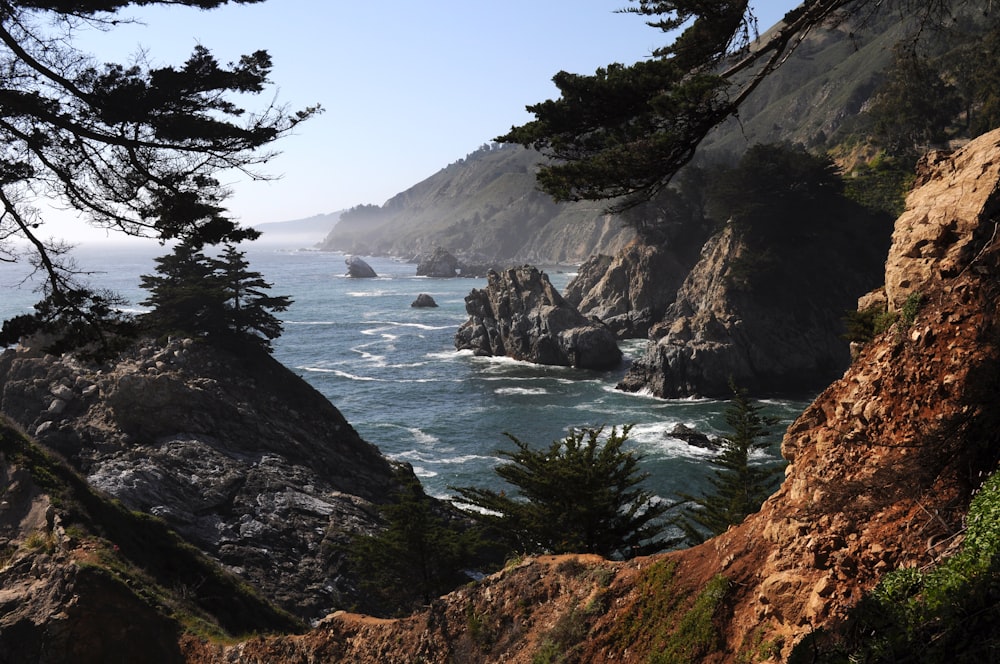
791;470;1000;663
344;470;489;615
673;385;783;545
452;426;670;559
140;240;292;352
843;292;924;345
607;559;730;664
0;1;315;354
0;417;303;640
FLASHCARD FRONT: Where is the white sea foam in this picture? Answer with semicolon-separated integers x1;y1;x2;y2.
494;387;549;396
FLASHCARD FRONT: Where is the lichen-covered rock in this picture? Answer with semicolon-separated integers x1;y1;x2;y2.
455;266;621;370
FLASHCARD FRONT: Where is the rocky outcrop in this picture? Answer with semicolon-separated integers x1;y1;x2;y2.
564;242;696;339
617;197;890;398
0;338;406;621
345;255;377;278
0;418;301;662
411;293;438;308
882;143;1000;310
185;122;1000;664
455;266;622;370
416;248;460;277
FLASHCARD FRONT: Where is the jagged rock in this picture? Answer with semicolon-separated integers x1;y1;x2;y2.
668;423;719;450
563;242;696;339
882;139;1000;310
0;337;406;621
617;199;890;398
411;293;438;308
416;248;459;277
454;266;622;370
345;255;377;278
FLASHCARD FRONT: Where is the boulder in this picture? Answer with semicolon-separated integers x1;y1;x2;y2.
455;266;622;370
411;293;438;308
416;248;459;277
345;255;377;278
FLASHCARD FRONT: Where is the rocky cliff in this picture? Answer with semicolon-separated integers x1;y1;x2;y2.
181;127;1000;663
563;242;696;340
615;189;890;398
0;338;407;622
454;266;622;370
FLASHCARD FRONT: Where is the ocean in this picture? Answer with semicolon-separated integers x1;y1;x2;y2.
0;242;809;503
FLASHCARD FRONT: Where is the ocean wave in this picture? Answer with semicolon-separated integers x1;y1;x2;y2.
298;367;378;382
494;387;549;396
626;421;720;458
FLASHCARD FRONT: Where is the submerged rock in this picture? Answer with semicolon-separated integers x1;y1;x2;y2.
454;265;621;370
345;255;377;278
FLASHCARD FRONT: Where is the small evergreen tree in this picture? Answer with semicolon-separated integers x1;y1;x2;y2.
212;244;291;350
452;425;669;559
346;472;481;615
140;241;291;351
674;385;784;545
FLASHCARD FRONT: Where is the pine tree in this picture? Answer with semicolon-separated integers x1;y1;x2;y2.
452;426;669;559
674;385;784;545
346;472;479;615
140;241;291;351
212;245;292;351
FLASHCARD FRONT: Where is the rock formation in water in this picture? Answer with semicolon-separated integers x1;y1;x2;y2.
616;193;890;398
455;266;622;370
0;338;406;621
411;293;438;308
415;247;460;277
564;242;696;339
345;255;377;278
182;128;1000;664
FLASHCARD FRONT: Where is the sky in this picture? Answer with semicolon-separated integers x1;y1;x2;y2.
57;0;800;239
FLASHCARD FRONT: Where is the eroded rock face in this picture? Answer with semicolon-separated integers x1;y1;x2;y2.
883;136;1000;310
454;266;622;370
563;242;693;339
0;339;403;621
617;199;890;398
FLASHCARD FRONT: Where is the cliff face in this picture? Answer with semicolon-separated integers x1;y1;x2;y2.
615;194;890;398
183;130;1000;663
0;338;404;621
563;242;696;339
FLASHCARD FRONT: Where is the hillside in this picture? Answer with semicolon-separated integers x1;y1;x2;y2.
318;143;635;264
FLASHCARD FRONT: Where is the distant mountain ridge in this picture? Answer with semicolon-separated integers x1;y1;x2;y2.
318;144;636;264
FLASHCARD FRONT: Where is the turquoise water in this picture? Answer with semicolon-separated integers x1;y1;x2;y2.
0;243;809;502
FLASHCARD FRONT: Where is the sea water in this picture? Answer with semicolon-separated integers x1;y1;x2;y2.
0;242;810;502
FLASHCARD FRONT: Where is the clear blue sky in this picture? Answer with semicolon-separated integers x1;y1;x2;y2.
66;1;800;236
